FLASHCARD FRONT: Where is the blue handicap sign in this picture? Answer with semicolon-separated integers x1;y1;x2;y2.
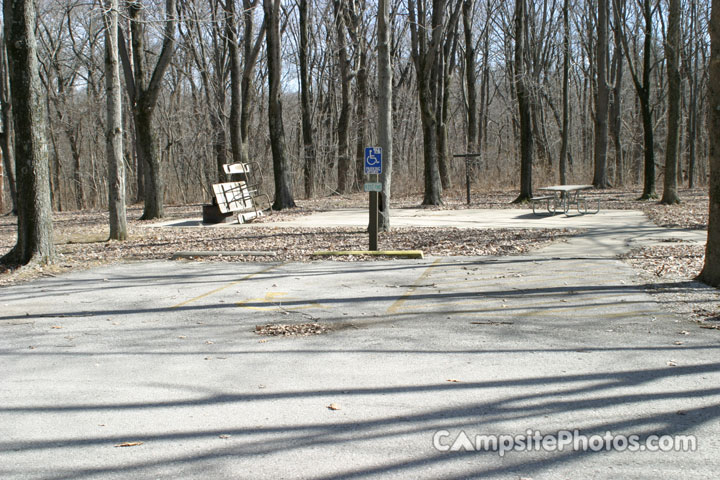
364;147;382;175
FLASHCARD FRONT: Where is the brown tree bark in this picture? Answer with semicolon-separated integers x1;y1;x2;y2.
609;0;625;187
121;0;177;220
2;0;55;265
593;0;611;188
0;32;16;214
559;0;570;185
263;0;296;210
699;0;720;286
377;0;393;231
334;0;353;194
512;0;533;203
408;0;445;206
661;0;681;205
224;0;243;167
241;0;266;165
104;0;127;240
299;0;316;198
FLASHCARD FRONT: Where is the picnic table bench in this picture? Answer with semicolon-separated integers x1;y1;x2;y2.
203;162;270;224
531;184;600;216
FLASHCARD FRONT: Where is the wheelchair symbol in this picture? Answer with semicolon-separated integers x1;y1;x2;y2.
366;154;379;166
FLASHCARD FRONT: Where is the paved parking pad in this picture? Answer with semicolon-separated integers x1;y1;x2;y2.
2;251;720;478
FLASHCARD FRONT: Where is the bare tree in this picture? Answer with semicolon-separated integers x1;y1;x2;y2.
512;0;533;203
699;0;720;286
616;0;657;199
661;0;681;204
0;31;16;213
241;0;266;166
408;0;448;205
103;0;127;240
609;0;625;186
263;0;296;209
298;0;316;198
224;0;242;167
121;0;177;220
593;0;611;188
378;0;393;231
2;0;55;265
559;0;570;185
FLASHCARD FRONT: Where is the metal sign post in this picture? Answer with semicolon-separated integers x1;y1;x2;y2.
364;147;382;251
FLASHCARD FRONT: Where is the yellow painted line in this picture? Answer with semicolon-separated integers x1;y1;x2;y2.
171;263;283;309
387;258;443;314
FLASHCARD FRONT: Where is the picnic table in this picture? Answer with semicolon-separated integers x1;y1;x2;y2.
531;184;600;215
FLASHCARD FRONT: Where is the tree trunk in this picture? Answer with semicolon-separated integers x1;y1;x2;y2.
699;0;720;286
225;0;243;167
299;0;316;198
241;0;265;166
661;0;681;205
0;32;16;214
609;0;625;187
264;0;296;210
593;0;611;188
408;0;444;206
2;0;55;265
559;0;570;185
122;0;177;220
104;0;127;241
512;0;533;203
638;0;656;199
353;45;369;191
463;0;478;154
377;0;393;231
334;0;352;194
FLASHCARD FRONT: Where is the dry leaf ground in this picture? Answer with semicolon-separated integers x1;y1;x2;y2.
0;188;711;309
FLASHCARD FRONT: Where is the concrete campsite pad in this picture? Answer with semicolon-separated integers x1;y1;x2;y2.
1;209;719;479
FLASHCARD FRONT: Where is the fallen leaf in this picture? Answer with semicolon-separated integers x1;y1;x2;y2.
51;326;62;329
447;379;461;383
219;434;231;439
667;360;678;367
114;441;143;447
327;403;341;410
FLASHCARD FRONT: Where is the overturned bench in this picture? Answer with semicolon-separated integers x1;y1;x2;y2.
203;163;270;224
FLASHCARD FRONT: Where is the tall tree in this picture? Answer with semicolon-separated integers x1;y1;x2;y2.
377;0;393;230
2;0;55;265
661;0;681;204
240;0;265;165
263;0;296;209
593;0;611;188
408;0;446;206
121;0;177;220
334;0;353;194
346;0;370;192
462;0;478;155
559;0;570;185
699;0;720;286
0;32;15;214
103;0;127;240
298;0;316;198
609;0;625;186
617;0;657;199
512;0;533;203
224;0;243;167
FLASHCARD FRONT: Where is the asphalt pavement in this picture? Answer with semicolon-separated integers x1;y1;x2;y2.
1;208;718;479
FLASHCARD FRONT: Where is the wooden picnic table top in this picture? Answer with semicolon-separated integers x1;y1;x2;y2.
538;184;593;193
